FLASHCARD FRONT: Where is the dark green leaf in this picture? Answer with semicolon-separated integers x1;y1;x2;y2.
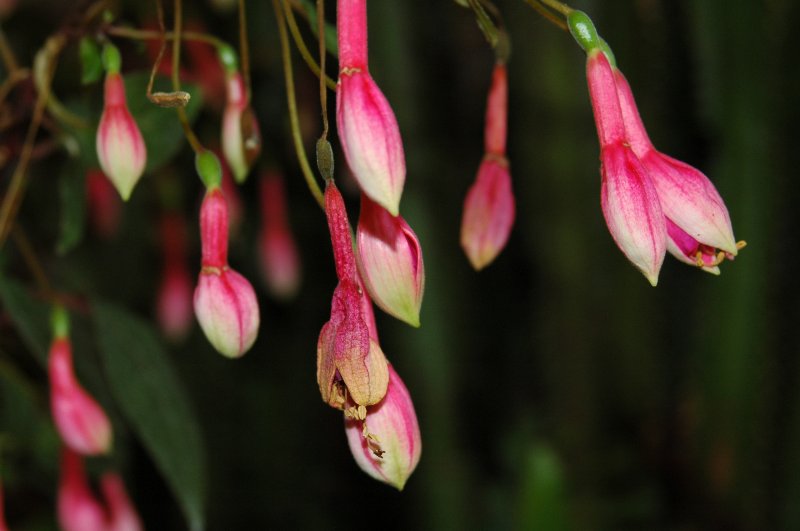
93;301;206;531
0;276;50;364
57;159;87;255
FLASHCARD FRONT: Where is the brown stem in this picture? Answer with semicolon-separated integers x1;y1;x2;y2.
317;0;328;140
238;0;252;101
282;0;337;91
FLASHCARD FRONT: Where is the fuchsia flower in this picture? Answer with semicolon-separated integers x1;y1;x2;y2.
194;186;260;358
222;70;261;183
96;47;146;201
258;171;302;300
48;308;112;456
86;169;122;239
356;194;424;327
587;49;666;285
336;0;406;216
612;69;741;273
57;448;107;531
156;213;194;342
461;63;516;270
100;473;144;531
317;182;389;410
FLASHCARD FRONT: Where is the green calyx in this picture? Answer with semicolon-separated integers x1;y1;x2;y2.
101;43;122;74
196;150;223;189
51;305;70;339
217;44;239;74
316;138;334;182
567;10;600;53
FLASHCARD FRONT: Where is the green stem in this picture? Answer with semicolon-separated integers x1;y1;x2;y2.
282;0;337;92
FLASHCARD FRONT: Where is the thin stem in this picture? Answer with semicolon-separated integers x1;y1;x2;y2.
467;0;498;47
273;0;325;210
317;0;328;139
106;26;230;49
238;0;252;101
282;0;337;92
0;27;19;73
536;0;573;16
12;227;53;301
524;0;567;30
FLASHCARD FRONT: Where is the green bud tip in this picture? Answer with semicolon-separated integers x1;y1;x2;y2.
217;44;239;74
101;43;122;74
567;10;600;53
598;38;617;68
196;150;223;189
316;138;335;182
51;305;70;339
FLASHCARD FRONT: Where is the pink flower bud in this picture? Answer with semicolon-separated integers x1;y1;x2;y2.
220;156;245;234
613;68;742;270
336;0;405;216
587;50;666;285
317;182;389;409
58;448;108;531
49;336;112;456
96;72;146;201
194;187;260;358
100;473;144;531
259;172;301;300
156;213;194;342
356;194;424;327
0;477;8;531
86;169;122;239
345;364;421;490
222;71;261;183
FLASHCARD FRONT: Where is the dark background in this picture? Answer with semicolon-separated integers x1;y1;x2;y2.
1;0;797;529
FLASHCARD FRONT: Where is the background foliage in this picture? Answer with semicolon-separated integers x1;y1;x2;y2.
0;0;796;529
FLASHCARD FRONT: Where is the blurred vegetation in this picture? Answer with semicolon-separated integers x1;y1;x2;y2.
0;0;796;529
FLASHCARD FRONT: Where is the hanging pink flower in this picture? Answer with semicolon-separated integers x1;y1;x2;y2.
57;448;108;531
258;171;302;300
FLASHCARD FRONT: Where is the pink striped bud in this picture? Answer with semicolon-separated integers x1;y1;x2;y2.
345;364;421;490
356;194;424;327
86;169;122;239
194;187;260;358
49;309;112;455
156;213;194;342
258;172;301;300
317;182;389;409
587;50;666;285
222;71;261;183
57;448;107;531
100;473;144;531
96;72;146;201
336;0;405;216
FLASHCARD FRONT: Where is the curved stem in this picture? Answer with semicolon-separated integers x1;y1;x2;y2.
273;0;325;210
282;0;337;92
106;26;230;49
238;0;252;101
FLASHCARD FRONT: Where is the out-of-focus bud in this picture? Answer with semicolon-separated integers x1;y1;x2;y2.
58;448;107;531
157;213;194;342
345;364;421;490
259;172;302;300
100;473;144;531
49;307;112;456
86;169;122;239
220;46;260;183
0;475;8;531
336;0;405;216
194;184;260;358
96;44;147;201
356;195;424;327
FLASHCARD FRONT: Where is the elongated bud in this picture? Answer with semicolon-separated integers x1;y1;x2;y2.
100;473;144;531
58;448;108;531
96;65;146;201
222;71;261;183
356;195;424;327
259;172;302;300
345;364;421;490
156;213;194;342
49;308;112;455
86;169;122;239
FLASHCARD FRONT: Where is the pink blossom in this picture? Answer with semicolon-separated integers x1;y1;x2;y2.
100;473;144;531
156;213;194;342
258;172;302;300
221;71;260;183
57;448;108;531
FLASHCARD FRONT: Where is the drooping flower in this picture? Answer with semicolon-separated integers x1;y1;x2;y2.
221;66;261;183
57;448;108;531
461;62;516;270
356;194;424;327
258;171;302;300
345;363;421;490
86;169;122;239
194;181;260;358
317;181;389;411
100;473;144;531
49;307;112;456
336;0;406;216
587;49;666;285
613;68;742;272
96;45;146;201
156;213;194;342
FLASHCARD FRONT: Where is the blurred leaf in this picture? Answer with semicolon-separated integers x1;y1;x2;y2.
57;160;87;255
93;301;206;531
517;444;568;531
0;276;50;365
79;37;102;85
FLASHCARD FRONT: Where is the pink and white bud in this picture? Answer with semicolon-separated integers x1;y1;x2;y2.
86;169;122;239
157;214;194;342
194;187;260;358
222;71;261;183
100;473;144;531
58;448;108;531
336;0;406;216
345;364;421;490
356;195;424;327
259;172;301;300
613;69;741;268
317;182;389;409
49;336;112;455
587;50;666;285
96;72;146;201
